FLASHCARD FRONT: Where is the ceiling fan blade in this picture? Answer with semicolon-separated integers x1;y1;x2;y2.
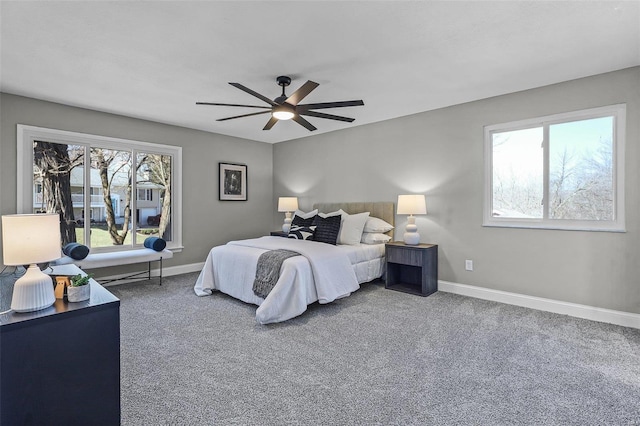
285;80;319;106
263;116;279;130
292;115;317;131
297;100;364;111
196;102;271;109
229;83;278;106
216;110;272;122
298;110;355;123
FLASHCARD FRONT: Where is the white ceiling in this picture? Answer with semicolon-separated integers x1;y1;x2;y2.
1;1;639;144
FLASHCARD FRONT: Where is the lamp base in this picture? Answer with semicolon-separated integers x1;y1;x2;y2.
282;211;293;233
403;231;421;245
11;264;56;313
403;215;421;245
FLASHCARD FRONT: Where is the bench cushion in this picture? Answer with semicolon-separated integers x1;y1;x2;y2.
53;248;173;270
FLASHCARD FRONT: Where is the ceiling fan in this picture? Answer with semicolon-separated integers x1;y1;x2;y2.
196;76;364;131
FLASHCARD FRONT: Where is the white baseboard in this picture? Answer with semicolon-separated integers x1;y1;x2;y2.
163;262;205;277
100;262;204;287
438;280;640;330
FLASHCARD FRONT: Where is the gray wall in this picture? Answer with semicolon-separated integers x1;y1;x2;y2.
0;93;274;272
273;67;640;314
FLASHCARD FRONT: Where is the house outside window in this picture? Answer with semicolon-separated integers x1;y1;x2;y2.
483;104;625;232
18;125;182;252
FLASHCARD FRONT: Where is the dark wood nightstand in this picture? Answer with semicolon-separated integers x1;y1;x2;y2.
385;242;438;296
270;230;288;237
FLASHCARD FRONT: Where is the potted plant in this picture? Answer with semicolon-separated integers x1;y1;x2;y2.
67;274;92;302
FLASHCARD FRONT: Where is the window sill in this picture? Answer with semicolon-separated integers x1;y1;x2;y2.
482;222;626;233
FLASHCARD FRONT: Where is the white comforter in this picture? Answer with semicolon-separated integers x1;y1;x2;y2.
194;236;361;324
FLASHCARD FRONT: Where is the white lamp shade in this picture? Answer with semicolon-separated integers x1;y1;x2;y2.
2;213;62;265
397;194;427;215
278;197;299;212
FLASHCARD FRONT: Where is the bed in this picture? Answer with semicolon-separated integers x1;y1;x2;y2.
194;202;394;324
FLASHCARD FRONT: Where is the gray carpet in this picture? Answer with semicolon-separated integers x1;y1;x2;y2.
109;273;640;425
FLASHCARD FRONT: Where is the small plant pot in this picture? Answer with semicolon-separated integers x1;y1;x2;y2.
67;284;90;302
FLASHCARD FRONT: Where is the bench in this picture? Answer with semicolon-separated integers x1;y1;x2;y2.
53;248;173;285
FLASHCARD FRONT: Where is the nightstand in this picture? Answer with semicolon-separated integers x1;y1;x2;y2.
385;242;438;296
270;230;288;237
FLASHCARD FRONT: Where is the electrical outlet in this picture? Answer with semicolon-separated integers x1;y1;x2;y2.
465;260;473;271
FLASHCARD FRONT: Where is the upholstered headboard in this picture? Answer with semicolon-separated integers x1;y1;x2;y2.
312;201;395;239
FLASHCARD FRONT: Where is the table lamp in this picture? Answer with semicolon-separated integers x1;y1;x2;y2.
2;213;61;312
278;197;299;233
397;194;427;245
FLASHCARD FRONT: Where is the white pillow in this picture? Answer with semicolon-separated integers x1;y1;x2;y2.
293;209;318;220
361;232;392;244
337;211;370;245
363;216;394;233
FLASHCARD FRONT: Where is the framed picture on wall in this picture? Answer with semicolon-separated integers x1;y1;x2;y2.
219;162;247;201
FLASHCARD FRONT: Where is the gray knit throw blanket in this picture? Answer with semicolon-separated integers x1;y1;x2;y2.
253;249;301;299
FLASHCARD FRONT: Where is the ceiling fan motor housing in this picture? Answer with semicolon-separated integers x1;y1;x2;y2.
274;95;288;104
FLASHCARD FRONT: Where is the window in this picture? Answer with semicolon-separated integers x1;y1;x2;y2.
137;188;153;201
484;104;625;232
18;125;182;252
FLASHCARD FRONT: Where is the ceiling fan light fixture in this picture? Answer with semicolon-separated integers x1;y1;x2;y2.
272;108;295;120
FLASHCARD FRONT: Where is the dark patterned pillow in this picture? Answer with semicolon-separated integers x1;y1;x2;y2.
312;214;341;245
287;226;316;240
292;214;316;228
